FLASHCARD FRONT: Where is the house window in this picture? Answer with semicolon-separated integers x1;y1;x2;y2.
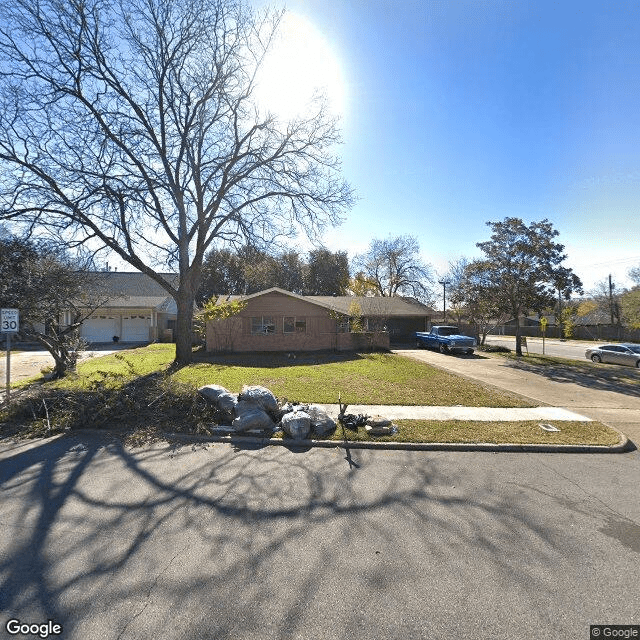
337;319;351;333
251;316;275;335
284;317;306;333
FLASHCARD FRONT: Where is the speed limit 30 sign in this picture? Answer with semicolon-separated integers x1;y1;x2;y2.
1;308;19;333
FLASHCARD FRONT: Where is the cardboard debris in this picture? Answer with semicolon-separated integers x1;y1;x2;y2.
365;423;398;436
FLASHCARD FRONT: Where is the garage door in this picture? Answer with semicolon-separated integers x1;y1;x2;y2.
81;316;119;343
122;316;150;342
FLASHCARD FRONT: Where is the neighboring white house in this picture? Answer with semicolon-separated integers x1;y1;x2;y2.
79;272;178;344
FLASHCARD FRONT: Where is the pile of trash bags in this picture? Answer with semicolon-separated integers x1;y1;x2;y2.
198;384;337;440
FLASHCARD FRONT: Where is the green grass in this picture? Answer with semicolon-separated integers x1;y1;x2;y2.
54;343;177;388
504;353;595;368
329;419;621;446
2;344;624;447
47;344;532;407
176;354;532;407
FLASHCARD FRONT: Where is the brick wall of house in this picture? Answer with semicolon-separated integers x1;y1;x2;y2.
205;291;389;352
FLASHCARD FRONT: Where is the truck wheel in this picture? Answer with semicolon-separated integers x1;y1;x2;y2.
416;340;422;349
439;344;447;354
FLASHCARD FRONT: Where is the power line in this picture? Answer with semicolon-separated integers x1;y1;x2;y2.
586;256;640;268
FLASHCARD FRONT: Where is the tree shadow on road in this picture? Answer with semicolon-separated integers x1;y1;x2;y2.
0;431;596;639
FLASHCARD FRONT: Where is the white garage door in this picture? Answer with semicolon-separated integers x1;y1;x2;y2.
82;316;119;343
122;316;150;342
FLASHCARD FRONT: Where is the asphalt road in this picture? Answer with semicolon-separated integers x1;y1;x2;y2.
1;432;639;640
484;335;598;360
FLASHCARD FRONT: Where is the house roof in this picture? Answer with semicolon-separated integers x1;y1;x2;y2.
310;295;434;316
218;287;434;317
87;271;179;312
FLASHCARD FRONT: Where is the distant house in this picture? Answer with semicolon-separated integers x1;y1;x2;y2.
77;272;178;344
205;287;434;352
495;310;638;341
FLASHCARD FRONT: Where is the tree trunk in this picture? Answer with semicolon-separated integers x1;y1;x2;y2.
173;251;203;366
515;315;523;356
174;291;196;366
52;352;67;378
33;333;68;378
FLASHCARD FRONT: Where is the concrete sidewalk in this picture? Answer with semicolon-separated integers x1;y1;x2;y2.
315;404;593;421
395;348;640;444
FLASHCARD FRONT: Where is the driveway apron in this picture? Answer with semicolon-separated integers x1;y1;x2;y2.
395;348;640;446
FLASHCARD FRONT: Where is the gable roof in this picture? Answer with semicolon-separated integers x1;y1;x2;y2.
218;287;434;317
87;271;179;311
309;295;434;317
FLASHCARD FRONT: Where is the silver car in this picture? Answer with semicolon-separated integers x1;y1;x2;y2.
585;343;640;367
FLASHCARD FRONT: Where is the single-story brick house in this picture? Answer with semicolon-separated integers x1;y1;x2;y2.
77;272;178;344
205;287;434;352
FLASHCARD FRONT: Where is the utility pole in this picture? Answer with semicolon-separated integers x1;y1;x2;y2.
438;279;450;323
609;274;615;325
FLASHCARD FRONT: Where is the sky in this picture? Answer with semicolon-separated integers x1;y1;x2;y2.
252;0;640;293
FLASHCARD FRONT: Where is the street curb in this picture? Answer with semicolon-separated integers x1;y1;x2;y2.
159;431;634;454
2;429;632;455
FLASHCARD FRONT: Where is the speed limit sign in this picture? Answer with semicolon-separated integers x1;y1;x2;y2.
1;308;19;333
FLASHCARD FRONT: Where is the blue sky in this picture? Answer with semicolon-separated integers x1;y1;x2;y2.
268;0;640;292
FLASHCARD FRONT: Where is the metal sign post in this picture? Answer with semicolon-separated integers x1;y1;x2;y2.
540;317;548;355
1;309;19;404
5;331;10;404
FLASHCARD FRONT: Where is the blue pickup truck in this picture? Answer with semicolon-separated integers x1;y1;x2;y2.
415;326;476;355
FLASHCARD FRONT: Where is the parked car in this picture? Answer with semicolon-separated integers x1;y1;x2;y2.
416;326;476;354
585;344;640;367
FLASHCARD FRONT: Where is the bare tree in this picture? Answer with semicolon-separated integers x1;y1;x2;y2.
590;277;622;326
353;235;434;302
440;257;470;323
0;235;106;377
0;0;353;364
628;265;640;287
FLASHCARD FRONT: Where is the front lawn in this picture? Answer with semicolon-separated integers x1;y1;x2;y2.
177;349;533;407
1;344;624;448
49;344;532;407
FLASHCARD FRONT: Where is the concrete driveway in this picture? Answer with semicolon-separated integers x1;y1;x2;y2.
395;348;640;446
0;345;136;383
1;432;639;640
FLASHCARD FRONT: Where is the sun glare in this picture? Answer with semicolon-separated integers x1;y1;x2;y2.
255;12;346;122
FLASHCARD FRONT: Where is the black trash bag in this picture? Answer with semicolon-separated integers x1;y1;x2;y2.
339;413;369;431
